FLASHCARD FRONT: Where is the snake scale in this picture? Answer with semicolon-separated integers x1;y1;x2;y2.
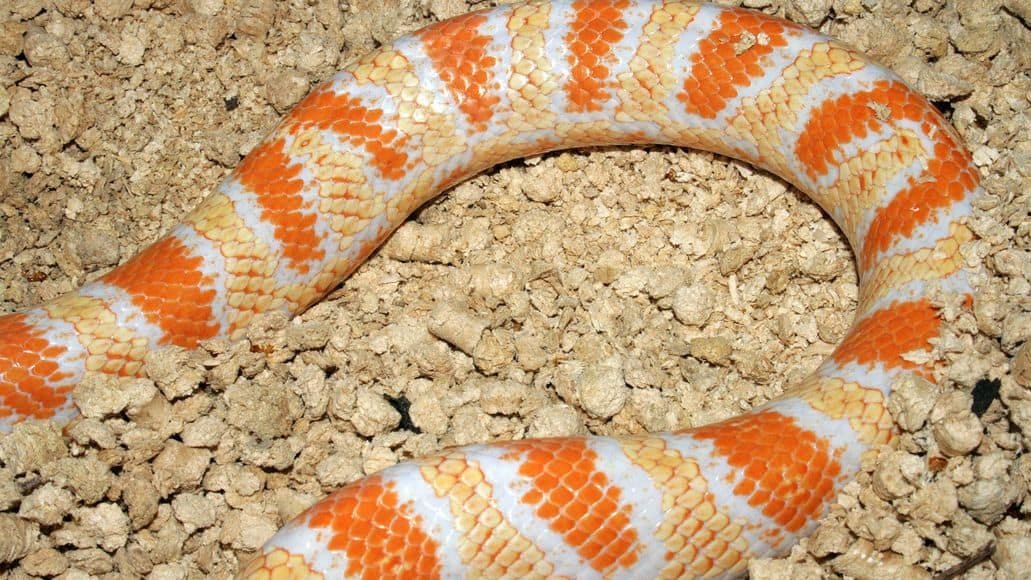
0;0;980;577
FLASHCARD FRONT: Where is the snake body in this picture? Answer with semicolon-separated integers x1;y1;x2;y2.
0;0;980;577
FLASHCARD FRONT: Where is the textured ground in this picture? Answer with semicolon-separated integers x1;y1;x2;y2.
0;0;1028;578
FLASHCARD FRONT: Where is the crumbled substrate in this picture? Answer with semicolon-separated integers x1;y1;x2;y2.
0;0;1027;577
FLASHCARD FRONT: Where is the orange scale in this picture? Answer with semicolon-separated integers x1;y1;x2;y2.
578;511;605;530
385;535;404;552
724;58;747;74
522;489;543;504
734;478;756;496
797;429;818;444
591;550;617;569
13;349;41;368
759;469;786;491
14;396;45;418
517;460;543;477
785;463;808;479
771;449;795;467
581;484;603;503
372;508;397;529
713;43;734;59
348;517;377;539
786;512;809;532
354;499;379;521
5;391;34;415
743;461;766;481
536;472;560;490
947;180;968;198
580;30;601;46
308;507;334;529
814;478;835;498
551;515;575;533
537;502;559;519
23;337;49;351
808;451;828;472
962;170;978;188
563;500;589;520
415;554;438;576
327;534;352;552
718;84;738;99
802;495;827;518
794;444;815;462
27;358;56;381
610;540;640;567
544;459;572;477
748;489;771;507
596;495;618;514
904;103;927;120
727;452;750;468
550;485;574;505
556;443;583;463
615;545;642;568
19;379;46;400
566;527;589;546
4;366;29;384
774;506;798;528
939;160;961;179
564;467;589;488
775;480;800;499
762;498;786;519
388;515;412;537
360;546;385;566
36;388;65;409
593;524;619;545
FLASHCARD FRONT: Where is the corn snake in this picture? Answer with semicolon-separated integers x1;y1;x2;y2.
0;0;981;577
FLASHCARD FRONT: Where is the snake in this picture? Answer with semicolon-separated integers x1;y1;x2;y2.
0;0;980;577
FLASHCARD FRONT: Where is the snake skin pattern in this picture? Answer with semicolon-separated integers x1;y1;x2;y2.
0;0;980;577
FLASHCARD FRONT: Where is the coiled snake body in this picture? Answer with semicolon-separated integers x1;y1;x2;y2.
0;0;980;577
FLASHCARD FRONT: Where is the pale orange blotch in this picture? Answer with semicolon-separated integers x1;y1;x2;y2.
793;79;978;270
832;298;940;374
501;438;640;572
417;12;500;131
238;547;324;580
101;236;219;347
565;0;631;112
679;9;797;119
0;313;74;421
234;137;326;274
436;164;476;194
691;410;842;533
306;475;441;579
284;88;412;181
